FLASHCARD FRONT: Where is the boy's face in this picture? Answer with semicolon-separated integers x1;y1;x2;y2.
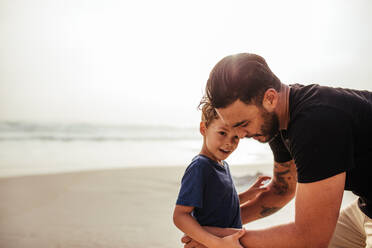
200;117;240;163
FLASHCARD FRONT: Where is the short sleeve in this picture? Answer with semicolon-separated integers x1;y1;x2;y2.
269;133;292;163
176;161;206;208
289;107;354;183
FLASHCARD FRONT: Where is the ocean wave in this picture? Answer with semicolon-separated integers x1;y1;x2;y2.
0;121;199;142
0;136;199;142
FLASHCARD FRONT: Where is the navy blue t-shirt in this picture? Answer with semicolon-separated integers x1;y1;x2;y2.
176;154;242;228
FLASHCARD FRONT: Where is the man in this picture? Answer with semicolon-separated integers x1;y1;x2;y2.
182;53;372;247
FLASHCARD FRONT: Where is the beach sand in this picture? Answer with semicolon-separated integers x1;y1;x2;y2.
0;165;357;248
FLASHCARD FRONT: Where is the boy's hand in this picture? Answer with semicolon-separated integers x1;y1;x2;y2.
181;229;246;248
182;235;207;248
251;176;271;191
239;176;271;203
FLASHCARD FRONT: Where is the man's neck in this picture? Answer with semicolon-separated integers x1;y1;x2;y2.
276;84;290;130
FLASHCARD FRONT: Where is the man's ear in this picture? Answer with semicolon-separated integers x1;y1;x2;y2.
200;122;207;136
262;88;278;111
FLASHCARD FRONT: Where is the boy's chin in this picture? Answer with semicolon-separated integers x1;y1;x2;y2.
216;152;230;161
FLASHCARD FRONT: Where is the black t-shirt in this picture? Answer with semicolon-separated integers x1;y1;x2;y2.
269;84;372;217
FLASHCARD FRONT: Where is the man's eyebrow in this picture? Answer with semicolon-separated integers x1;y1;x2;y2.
233;120;248;128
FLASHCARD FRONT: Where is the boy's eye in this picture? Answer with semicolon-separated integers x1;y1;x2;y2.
241;122;248;127
219;131;226;136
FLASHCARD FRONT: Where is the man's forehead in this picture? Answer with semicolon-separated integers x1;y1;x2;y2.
215;108;244;128
215;99;258;126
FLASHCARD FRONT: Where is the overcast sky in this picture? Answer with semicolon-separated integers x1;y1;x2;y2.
1;0;371;126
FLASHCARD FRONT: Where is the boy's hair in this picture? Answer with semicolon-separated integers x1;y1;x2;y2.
199;98;218;127
205;53;281;109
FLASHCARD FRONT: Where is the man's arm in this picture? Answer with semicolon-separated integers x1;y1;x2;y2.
238;172;345;248
240;160;297;224
182;172;345;248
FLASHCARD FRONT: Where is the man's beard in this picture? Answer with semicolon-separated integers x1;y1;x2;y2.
259;108;280;143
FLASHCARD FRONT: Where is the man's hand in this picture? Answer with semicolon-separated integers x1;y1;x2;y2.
219;229;246;248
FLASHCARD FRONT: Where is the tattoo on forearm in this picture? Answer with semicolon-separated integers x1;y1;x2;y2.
278;161;291;168
260;206;280;217
274;161;291;170
273;169;290;195
276;169;290;176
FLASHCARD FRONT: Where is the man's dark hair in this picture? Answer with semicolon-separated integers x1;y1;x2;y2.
205;53;281;109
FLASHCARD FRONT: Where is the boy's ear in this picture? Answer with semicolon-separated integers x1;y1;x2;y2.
200;122;207;136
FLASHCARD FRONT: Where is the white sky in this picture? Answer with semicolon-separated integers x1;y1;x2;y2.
1;0;371;126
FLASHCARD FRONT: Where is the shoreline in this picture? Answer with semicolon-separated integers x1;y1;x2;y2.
0;162;273;179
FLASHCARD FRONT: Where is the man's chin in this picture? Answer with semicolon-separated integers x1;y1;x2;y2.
258;137;269;143
252;136;268;143
254;133;278;143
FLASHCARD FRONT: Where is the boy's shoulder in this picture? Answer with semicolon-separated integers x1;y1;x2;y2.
186;154;214;172
184;155;230;177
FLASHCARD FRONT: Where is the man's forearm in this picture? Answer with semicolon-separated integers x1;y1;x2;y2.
241;160;296;224
240;172;343;248
204;223;319;248
240;186;293;223
241;218;336;248
240;222;308;248
240;160;297;224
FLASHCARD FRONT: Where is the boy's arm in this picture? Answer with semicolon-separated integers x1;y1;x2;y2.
181;160;297;247
240;160;297;224
173;205;245;248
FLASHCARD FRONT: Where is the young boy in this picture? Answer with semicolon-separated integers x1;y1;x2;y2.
173;101;270;248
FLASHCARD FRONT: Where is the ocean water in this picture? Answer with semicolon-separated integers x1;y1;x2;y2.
0;122;273;177
0;121;357;231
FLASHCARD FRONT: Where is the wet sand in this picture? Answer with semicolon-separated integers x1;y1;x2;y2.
0;165;357;248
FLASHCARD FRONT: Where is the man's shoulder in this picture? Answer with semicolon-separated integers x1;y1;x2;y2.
291;104;350;122
290;83;372;121
288;105;352;144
